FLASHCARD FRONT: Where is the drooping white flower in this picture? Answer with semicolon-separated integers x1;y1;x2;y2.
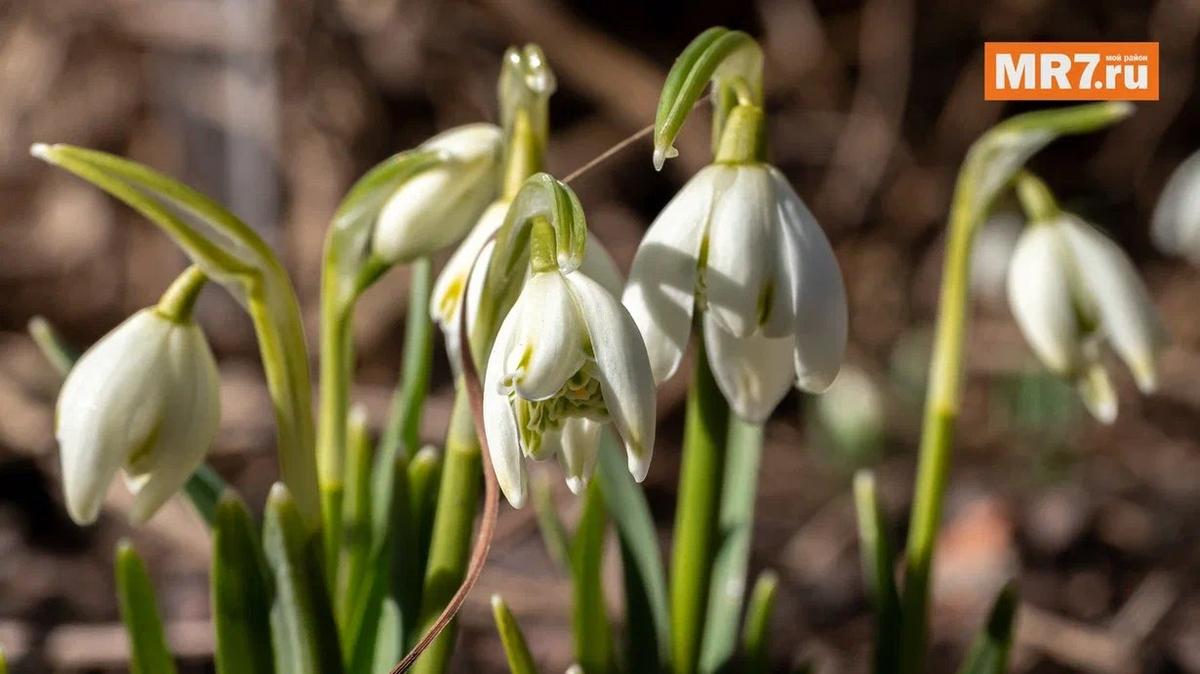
1152;148;1200;264
431;200;623;372
622;163;847;423
483;266;655;507
1007;214;1165;423
56;308;221;524
371;123;503;264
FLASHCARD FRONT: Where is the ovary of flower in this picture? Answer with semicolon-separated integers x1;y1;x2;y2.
622;162;848;423
483;268;656;508
55;308;220;524
1007;214;1165;423
370;123;503;264
431;200;624;372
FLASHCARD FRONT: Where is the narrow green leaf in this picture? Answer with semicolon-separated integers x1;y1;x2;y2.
27;315;76;377
371;597;404;673
596;433;670;674
183;464;226;526
740;571;779;674
957;582;1018;674
699;419;763;674
571;479;613;674
115;541;178;674
0;642;7;674
262;484;344;674
405;445;441;625
338;406;374;628
491;595;539;674
379;257;435;460
854;471;902;674
532;473;571;568
212;492;274;674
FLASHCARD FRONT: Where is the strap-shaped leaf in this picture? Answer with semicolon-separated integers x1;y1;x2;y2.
532;473;571;568
699;419;763;674
597;432;670;674
263;484;344;674
338;406;375;627
405;445;443;619
740;571;779;674
378;257;436;460
491;595;540;674
957;583;1018;674
570;479;614;674
212;493;274;674
652;27;763;170
115;541;178;674
854;471;902;674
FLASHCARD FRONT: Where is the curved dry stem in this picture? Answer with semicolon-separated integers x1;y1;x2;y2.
388;254;499;674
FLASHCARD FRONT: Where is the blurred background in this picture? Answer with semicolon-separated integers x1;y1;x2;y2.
1;0;1199;672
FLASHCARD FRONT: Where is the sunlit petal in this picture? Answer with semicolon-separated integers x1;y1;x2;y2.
560;418;602;494
505;272;587;401
703;315;795;423
483;313;528;508
1007;223;1081;376
705;165;773;338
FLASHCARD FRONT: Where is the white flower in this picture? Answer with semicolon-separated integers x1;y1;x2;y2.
1007;214;1165;423
371;123;503;264
56;308;221;524
621;163;847;423
483;266;655;507
1152;148;1200;264
431;200;623;372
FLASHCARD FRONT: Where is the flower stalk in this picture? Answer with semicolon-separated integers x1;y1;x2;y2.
898;101;1134;674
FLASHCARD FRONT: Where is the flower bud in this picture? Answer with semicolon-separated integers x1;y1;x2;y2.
371;123;503;264
56;308;220;524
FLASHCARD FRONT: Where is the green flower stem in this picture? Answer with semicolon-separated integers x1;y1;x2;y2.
572;479;614;674
317;282;354;576
411;389;481;674
671;336;731;674
1014;171;1060;223
897;102;1133;674
379;257;435;459
503;109;543;201
154;265;208;323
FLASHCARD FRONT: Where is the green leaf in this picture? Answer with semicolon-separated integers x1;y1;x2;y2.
740;571;779;674
652;27;763;169
596;433;670;674
338;406;374;627
27;315;76;377
405;445;441;628
378;256;435;460
957;582;1018;674
532;473;571;568
212;493;274;674
571;479;613;674
698;419;763;674
491;595;539;674
262;484;344;674
115;541;178;674
345;443;412;673
854;471;902;674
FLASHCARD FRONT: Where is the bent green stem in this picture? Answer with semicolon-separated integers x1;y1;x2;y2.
671;336;730;674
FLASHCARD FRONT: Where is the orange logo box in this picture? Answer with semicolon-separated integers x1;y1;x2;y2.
984;42;1159;101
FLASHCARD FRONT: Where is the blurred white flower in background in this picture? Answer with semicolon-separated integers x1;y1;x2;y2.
1152;149;1200;265
1007;214;1165;423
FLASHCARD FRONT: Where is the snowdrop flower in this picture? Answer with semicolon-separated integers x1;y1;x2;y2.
370;123;503;264
431;200;623;372
483;232;655;507
56;299;220;524
1007;213;1165;422
1151;149;1200;264
622;162;847;423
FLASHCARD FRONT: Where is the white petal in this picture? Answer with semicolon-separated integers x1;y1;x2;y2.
560;418;602;494
579;233;624;297
431;200;510;327
621;166;718;383
55;310;172;524
125;322;221;523
422;123;502;158
1076;361;1117;424
505;272;587;401
566;273;656;481
1061;216;1165;392
1152;150;1200;264
705;165;774;337
1007;224;1081;376
770;168;847;391
703;315;796;423
483;313;528;508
